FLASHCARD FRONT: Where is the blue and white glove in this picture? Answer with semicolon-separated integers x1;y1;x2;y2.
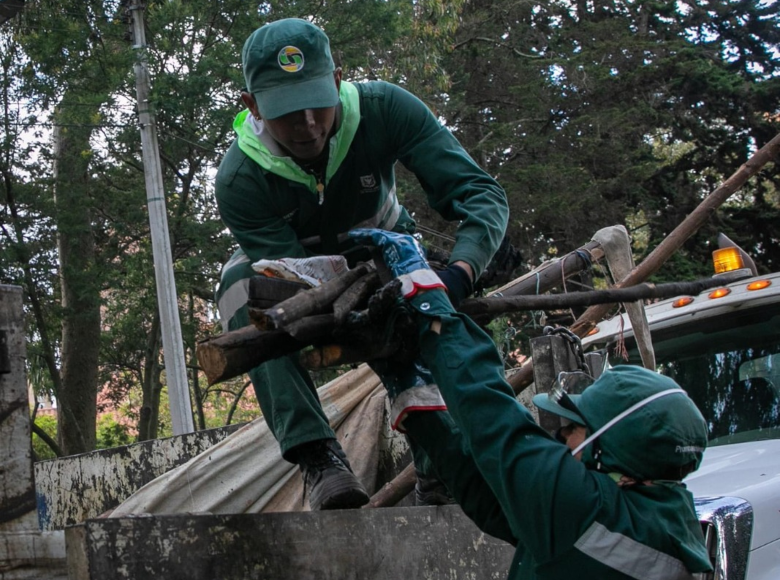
369;358;446;432
348;229;446;299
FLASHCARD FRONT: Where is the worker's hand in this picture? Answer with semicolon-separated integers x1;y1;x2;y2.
348;229;446;299
435;263;474;309
369;358;446;432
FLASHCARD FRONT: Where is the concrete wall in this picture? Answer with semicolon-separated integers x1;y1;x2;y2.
67;506;515;580
1;285;68;579
35;424;242;530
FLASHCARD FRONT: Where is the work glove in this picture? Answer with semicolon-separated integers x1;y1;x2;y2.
348;229;446;299
435;263;474;309
348;229;448;429
369;358;446;432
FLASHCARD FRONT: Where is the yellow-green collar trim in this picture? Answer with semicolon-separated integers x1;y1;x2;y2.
233;81;361;194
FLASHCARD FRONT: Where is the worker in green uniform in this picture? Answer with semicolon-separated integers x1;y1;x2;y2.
348;228;713;580
214;18;508;510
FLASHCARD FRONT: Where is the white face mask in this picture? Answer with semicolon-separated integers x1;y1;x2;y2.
571;388;685;457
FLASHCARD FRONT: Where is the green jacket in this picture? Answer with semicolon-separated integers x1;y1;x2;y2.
403;291;712;580
215;80;508;276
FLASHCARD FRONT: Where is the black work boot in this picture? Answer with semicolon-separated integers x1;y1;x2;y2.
414;469;455;506
294;439;370;511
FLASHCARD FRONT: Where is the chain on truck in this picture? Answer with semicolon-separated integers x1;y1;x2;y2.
533;234;780;580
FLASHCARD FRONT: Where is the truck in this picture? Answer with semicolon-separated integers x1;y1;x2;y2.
581;240;780;580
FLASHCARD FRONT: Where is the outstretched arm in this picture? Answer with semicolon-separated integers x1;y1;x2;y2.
348;228;601;563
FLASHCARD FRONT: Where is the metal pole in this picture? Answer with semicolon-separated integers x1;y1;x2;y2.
128;1;194;434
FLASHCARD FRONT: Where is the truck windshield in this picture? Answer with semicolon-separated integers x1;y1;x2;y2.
616;302;780;447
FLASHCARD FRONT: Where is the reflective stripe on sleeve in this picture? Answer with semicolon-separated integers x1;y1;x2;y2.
220;250;252;283
574;522;695;580
217;249;253;327
216;278;250;329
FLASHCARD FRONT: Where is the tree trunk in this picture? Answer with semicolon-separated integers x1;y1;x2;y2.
53;117;100;455
138;312;163;441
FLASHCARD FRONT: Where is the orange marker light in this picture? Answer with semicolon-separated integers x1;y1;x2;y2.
672;296;694;308
747;280;771;291
712;247;744;274
708;287;731;299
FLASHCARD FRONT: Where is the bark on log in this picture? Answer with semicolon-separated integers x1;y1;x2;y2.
301;337;401;370
196;327;306;385
460;277;730;318
493;240;604;298
364;463;417;509
251;263;374;331
333;271;381;325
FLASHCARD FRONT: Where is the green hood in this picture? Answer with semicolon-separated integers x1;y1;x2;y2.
232;80;361;194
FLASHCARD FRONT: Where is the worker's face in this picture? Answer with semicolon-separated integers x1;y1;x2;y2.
242;70;342;163
262;107;337;162
559;423;588;460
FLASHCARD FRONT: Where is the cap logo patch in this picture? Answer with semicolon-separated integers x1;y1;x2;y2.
278;46;304;72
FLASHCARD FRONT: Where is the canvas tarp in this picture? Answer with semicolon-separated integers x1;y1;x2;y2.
110;364;387;516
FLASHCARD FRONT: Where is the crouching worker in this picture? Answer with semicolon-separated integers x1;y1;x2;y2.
348;228;713;580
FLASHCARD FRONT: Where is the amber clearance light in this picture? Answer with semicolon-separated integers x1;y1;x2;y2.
712;247;744;274
708;287;731;299
672;296;695;308
747;280;772;291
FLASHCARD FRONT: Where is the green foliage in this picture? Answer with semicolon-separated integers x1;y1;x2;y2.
96;413;134;449
32;414;58;461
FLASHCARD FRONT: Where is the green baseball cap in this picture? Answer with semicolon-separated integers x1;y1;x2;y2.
242;19;339;120
534;365;708;480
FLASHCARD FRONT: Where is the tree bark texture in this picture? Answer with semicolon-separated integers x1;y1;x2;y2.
53;118;101;455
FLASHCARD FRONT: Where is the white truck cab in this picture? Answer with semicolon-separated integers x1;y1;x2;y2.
582;256;780;580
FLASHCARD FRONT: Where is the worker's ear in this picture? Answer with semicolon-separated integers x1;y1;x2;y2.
333;68;342;93
241;91;261;120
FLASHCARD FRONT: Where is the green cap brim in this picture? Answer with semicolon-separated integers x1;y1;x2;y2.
254;72;339;120
532;393;585;425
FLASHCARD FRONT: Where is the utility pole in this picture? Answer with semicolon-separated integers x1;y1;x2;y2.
128;1;194;435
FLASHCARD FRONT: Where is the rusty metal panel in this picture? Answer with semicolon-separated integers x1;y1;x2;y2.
66;506;515;580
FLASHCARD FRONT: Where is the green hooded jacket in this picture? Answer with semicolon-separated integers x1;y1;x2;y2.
215;80;508;276
402;291;712;580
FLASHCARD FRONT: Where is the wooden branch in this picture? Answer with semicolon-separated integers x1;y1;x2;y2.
363;463;417;509
284;313;335;340
460;277;729;318
250;263;374;331
300;337;400;370
333;271;381;325
493;240;604;298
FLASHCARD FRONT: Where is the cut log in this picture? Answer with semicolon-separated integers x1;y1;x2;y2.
196;327;305;385
251;263;374;331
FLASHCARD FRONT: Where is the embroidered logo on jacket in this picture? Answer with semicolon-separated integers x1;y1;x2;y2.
360;174;378;192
